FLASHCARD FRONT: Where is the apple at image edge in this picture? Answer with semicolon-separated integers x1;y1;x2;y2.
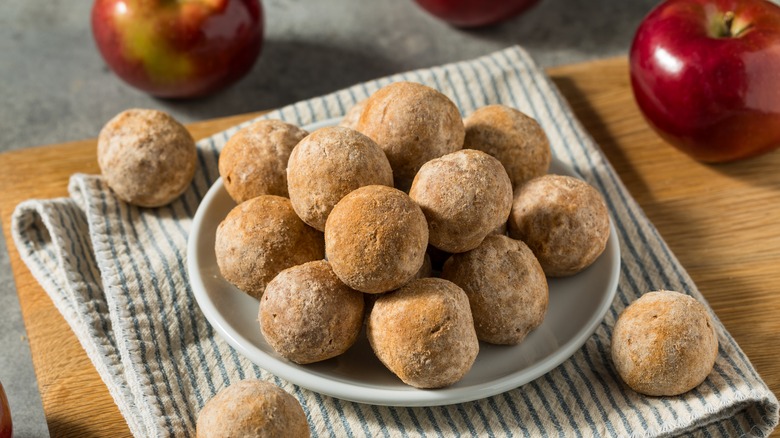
91;0;264;98
629;0;780;162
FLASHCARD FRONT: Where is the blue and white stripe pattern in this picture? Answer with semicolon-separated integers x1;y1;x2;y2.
11;46;779;437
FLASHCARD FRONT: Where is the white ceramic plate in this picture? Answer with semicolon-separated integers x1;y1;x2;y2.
187;119;621;407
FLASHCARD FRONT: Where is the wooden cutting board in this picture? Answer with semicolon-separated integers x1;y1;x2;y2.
1;57;778;437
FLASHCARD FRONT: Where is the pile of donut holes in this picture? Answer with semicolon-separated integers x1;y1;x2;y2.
95;84;717;413
214;81;612;390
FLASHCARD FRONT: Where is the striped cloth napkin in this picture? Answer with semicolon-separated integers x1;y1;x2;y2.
11;46;779;437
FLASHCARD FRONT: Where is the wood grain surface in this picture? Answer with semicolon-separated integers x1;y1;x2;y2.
1;57;778;437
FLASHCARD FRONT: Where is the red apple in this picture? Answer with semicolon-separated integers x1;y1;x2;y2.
0;382;10;438
413;0;540;28
92;0;263;98
630;0;780;162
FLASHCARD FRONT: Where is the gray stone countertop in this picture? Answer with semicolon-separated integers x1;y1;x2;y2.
0;0;660;436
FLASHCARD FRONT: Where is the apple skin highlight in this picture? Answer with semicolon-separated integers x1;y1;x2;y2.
629;0;780;162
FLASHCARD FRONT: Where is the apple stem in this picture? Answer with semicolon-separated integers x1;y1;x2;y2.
723;11;735;36
717;11;752;38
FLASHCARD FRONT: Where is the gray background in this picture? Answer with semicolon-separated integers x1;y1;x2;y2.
0;0;665;435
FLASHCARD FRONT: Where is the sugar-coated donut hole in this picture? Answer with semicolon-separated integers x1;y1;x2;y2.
215;195;324;300
196;379;310;438
287;126;393;231
219;119;308;203
441;234;548;345
259;260;365;364
356;81;465;191
509;174;610;276
611;290;718;396
367;278;479;388
325;185;428;294
463;104;551;189
97;108;197;208
409;149;513;254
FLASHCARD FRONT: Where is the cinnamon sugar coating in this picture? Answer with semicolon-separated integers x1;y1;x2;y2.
463;105;551;189
508;174;610;277
287;126;393;231
215;195;324;299
441;235;548;345
409;149;513;253
219;119;308;203
97;108;196;207
367;278;479;388
325;185;428;294
356;81;464;190
197;379;309;438
260;260;364;364
611;291;718;396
